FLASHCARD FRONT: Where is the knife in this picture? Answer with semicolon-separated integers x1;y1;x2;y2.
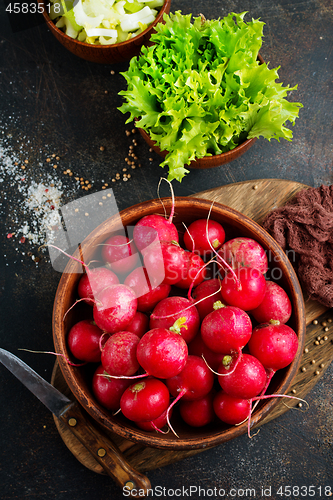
0;348;151;497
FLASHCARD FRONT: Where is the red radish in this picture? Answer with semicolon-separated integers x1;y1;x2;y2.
166;355;215;402
221;267;266;311
213;390;251;425
133;180;178;253
101;331;140;376
92;364;132;411
149;296;200;344
174;251;207;289
136;284;171;313
67;319;104;363
218;237;268;274
120;377;170;422
250;281;292;324
124;266;171;312
136;283;171;313
191;278;224;321
218;353;267;399
165;356;215;436
124;266;153;294
133;214;179;253
188;333;225;372
77;267;120;304
93;284;137;333
136;328;188;379
200;302;252;354
136;408;171;432
101;234;139;275
248;322;299;373
183;219;225;256
125;311;149;338
143;240;188;286
179;392;215;427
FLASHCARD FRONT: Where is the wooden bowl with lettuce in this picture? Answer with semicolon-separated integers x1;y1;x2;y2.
119;11;303;182
38;0;171;64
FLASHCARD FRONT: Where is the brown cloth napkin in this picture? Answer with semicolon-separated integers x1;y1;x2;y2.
262;184;333;308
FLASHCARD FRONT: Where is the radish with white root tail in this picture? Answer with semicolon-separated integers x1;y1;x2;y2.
191;278;224;321
77;267;119;304
183;218;225;256
166;355;215;402
220;266;267;311
101;234;140;275
248;321;299;393
120;378;170;423
136;328;188;379
101;331;141;377
200;302;252;355
249;281;292;324
67;319;104;363
143;240;189;286
136;408;171;432
213;391;252;426
92;364;132;411
218;237;268;274
174;251;207;289
125;311;149;338
149;296;200;344
93;284;138;333
132;179;179;253
124;265;171;313
179;392;215;427
218;353;267;400
133;214;179;253
188;333;225;372
165;355;215;436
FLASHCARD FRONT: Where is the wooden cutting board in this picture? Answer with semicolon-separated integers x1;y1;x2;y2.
51;178;333;474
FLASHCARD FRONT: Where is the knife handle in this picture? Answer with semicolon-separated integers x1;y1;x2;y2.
59;401;151;497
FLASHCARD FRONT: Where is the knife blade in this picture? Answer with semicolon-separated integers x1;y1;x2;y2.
0;348;72;415
0;348;151;497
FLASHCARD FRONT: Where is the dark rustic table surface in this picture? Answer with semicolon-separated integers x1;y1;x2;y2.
0;0;332;499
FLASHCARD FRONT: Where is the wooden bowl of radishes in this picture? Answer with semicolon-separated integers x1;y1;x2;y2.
52;196;306;450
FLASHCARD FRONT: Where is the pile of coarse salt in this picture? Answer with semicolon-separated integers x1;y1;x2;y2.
1;139;79;264
19;181;63;248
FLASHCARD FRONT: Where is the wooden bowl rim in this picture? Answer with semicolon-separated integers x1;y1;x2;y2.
38;0;171;51
52;196;306;450
137;127;258;169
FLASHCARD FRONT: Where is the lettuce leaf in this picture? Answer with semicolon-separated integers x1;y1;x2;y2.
118;11;303;182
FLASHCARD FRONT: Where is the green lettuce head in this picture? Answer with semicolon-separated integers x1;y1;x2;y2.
118;11;303;182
